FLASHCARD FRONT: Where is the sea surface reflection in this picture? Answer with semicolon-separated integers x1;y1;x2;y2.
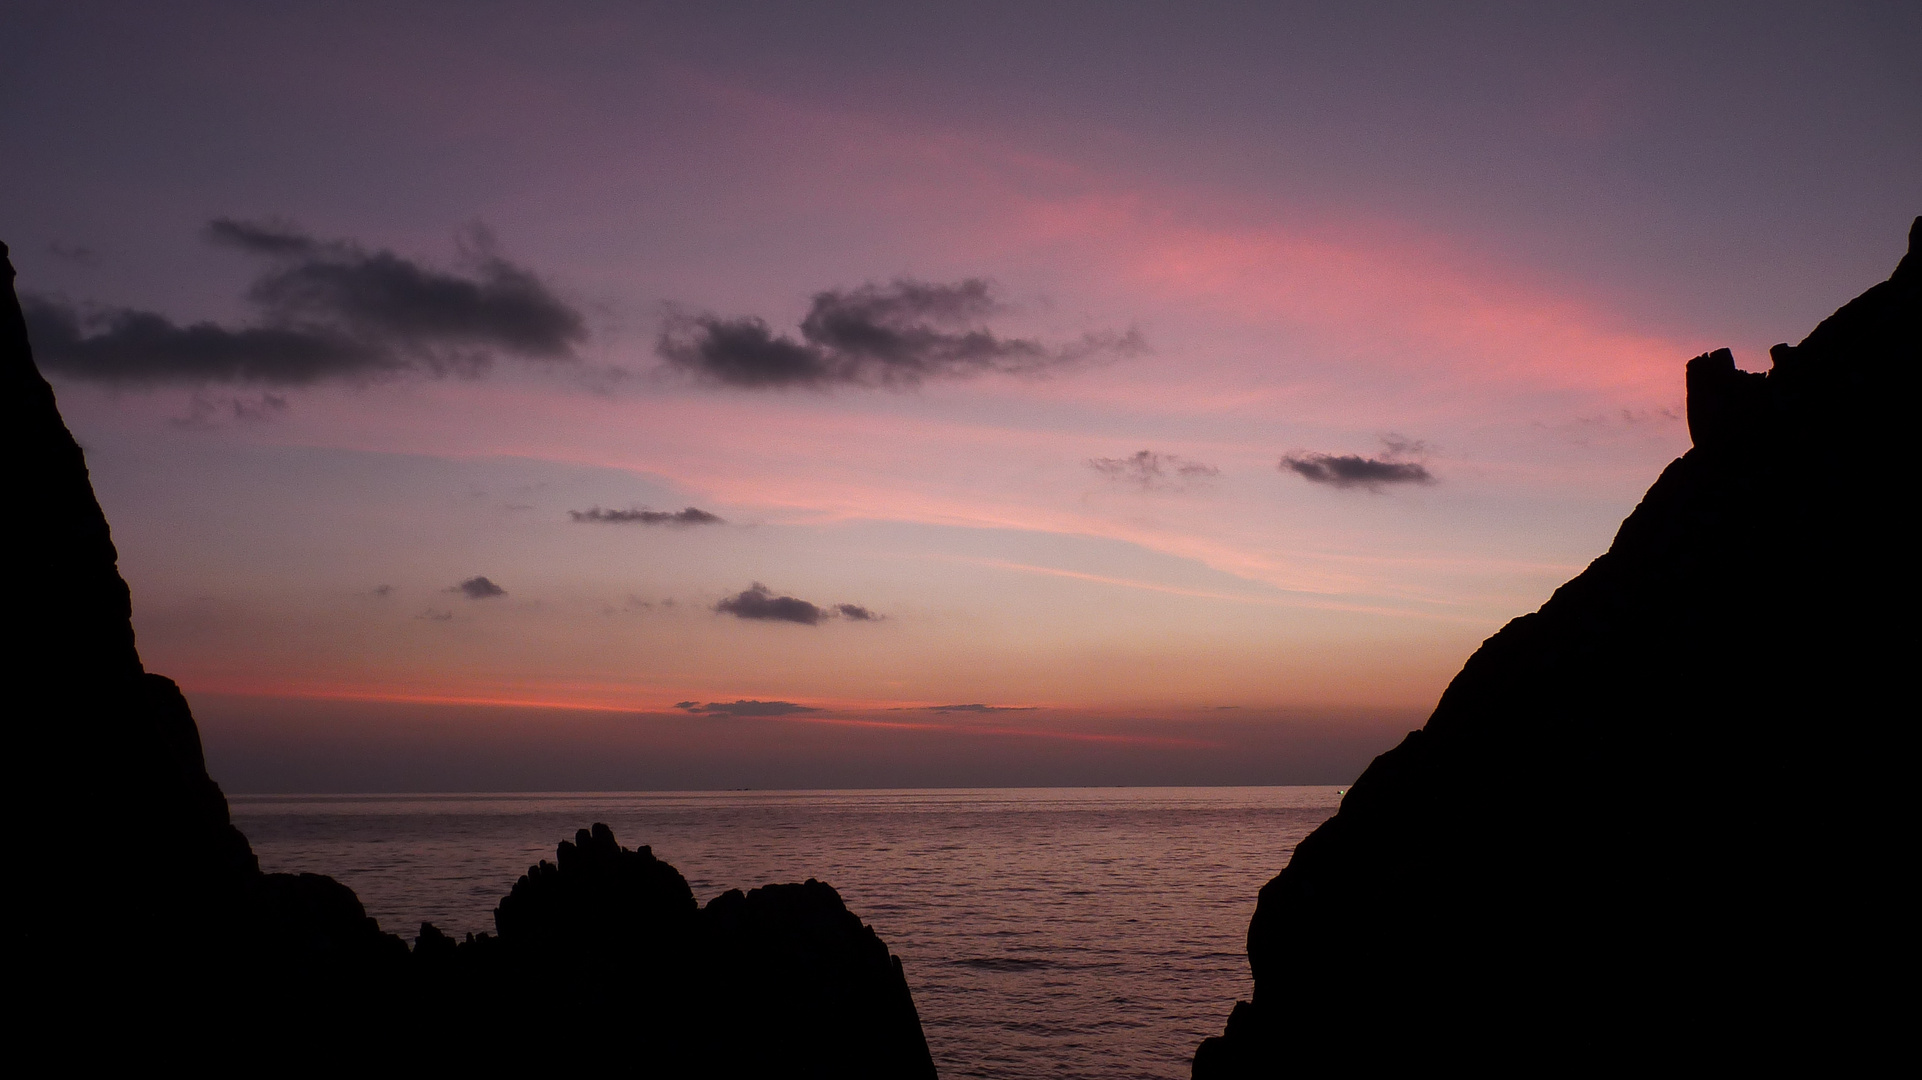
233;786;1340;1079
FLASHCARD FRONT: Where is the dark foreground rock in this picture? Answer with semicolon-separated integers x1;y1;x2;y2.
419;823;934;1075
5;241;934;1077
1194;219;1919;1074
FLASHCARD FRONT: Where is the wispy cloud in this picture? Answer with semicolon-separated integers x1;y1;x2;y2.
1087;449;1220;490
658;277;1144;388
24;220;583;385
922;703;1037;713
1378;434;1428;458
569;506;724;526
168;391;291;429
46;241;100;266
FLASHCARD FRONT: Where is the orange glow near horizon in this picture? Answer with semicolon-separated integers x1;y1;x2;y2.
188;683;1232;751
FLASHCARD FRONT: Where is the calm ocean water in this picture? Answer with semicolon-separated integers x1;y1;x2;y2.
231;786;1340;1078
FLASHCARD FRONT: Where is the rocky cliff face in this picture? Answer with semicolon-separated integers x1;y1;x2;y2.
5;241;934;1077
6;238;273;970
1193;219;1918;1073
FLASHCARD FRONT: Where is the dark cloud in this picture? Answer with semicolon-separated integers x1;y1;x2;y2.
1088;449;1221;489
452;576;506;599
569;506;724;526
1280;453;1434;489
658;278;1144;388
23;298;380;383
714;582;824;625
713;583;881;625
24;220;583;385
1281;434;1435;491
210;220;581;357
676;699;821;717
924;703;1036;713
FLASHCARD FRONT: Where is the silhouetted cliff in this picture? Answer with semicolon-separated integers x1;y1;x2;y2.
5;241;934;1076
1193;219;1919;1073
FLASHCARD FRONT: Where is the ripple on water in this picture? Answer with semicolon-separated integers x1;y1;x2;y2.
232;786;1340;1080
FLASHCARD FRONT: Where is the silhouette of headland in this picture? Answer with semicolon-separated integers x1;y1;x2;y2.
4;241;936;1077
1193;218;1920;1074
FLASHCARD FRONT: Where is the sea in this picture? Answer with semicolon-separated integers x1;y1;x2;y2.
231;786;1341;1079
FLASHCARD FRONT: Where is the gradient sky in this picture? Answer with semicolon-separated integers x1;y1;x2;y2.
5;2;1916;789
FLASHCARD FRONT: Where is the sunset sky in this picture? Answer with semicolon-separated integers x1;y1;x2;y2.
5;2;1916;788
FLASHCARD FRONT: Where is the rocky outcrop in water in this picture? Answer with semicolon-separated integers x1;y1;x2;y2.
1192;219;1919;1073
5;240;934;1076
419;823;936;1075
